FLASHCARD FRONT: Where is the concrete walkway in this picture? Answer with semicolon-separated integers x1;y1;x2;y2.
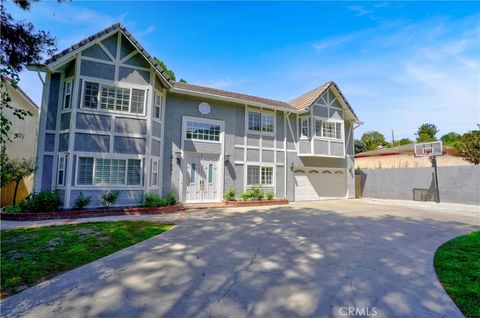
1;199;478;318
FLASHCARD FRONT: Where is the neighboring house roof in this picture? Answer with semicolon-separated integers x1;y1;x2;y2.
2;77;39;110
173;82;297;111
290;81;358;120
355;143;457;158
41;23;174;87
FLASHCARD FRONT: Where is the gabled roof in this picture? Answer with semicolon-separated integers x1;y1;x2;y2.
289;81;359;120
42;23;174;87
35;23;359;119
173;82;297;111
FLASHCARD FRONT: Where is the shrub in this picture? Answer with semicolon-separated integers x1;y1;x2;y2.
3;205;21;213
101;191;120;208
143;193;166;208
223;188;236;201
75;192;91;210
165;193;176;206
266;192;274;200
240;186;264;201
17;191;61;213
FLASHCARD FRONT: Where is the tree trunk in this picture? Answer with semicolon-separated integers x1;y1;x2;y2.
12;178;21;206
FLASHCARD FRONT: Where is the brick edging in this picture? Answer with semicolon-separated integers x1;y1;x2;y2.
0;198;289;221
0;204;185;221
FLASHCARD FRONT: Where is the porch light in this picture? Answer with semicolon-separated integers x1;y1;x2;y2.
224;154;231;166
290;162;294;171
174;151;182;165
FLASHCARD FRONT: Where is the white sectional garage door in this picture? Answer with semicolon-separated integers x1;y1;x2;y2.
294;168;347;201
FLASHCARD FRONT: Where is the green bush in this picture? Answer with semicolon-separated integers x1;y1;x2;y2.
266;192;274;200
3;205;21;213
75;192;91;210
143;193;166;208
240;186;264;201
223;188;236;201
165;193;177;206
17;191;61;213
101;191;120;208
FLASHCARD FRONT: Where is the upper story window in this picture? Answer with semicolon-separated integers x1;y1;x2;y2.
63;79;73;110
315;119;342;140
153;92;162;120
248;111;274;134
300;117;309;138
186;121;220;142
82;81;146;115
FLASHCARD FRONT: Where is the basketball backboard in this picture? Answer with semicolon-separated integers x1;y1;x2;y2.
414;141;443;157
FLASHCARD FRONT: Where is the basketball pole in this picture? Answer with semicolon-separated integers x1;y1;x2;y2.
429;156;440;203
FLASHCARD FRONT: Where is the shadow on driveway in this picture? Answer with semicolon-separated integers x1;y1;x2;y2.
1;202;477;318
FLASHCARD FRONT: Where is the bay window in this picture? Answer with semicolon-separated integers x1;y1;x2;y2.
315;119;342;140
300;117;309;138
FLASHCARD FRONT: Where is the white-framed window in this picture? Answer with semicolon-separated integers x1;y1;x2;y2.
315;119;342;140
248;111;275;133
63;79;73;110
300;117;310;138
153;91;162;120
77;157;142;186
247;165;273;186
77;157;94;185
82;81;146;115
151;159;159;186
186;121;221;142
57;155;66;186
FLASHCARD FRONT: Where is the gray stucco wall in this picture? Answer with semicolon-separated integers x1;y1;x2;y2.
70;190;144;208
80;60;115;80
357;166;480;205
41;155;54;191
46;74;60;130
74;133;110;152
163;93;245;197
76;113;112;132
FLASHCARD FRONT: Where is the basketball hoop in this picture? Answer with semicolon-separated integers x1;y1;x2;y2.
414;141;443;203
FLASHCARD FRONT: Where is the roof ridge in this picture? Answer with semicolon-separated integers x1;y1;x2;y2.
175;82;289;105
289;81;333;104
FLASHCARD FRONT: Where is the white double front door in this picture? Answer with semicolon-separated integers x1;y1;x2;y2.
184;154;220;203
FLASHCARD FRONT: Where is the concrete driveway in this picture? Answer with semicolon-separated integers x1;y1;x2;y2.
1;199;478;318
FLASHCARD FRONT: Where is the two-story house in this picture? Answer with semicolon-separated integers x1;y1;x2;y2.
29;24;361;209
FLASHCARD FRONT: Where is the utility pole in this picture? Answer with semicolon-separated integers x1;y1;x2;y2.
391;129;395;147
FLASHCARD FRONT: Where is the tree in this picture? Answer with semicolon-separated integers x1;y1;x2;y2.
440;132;462;147
387;138;413;148
416;123;439;142
1;158;36;205
457;129;480;165
1;0;56;145
179;78;188;83
153;57;177;81
354;139;366;154
361;131;386;151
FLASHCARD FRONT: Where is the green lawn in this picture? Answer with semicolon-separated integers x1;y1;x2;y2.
434;231;480;318
1;221;173;298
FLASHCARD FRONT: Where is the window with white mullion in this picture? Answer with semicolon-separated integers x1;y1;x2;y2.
63;79;73;110
300;117;310;138
83;82;99;109
57;155;66;186
247;165;273;186
130;89;145;114
127;159;141;185
77;157;94;185
154;92;162;120
248;111;275;133
150;160;159;186
315;119;343;140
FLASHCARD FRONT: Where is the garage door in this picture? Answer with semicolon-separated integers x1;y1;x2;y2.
294;168;347;201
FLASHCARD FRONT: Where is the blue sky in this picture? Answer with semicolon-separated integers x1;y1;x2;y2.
8;1;480;140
